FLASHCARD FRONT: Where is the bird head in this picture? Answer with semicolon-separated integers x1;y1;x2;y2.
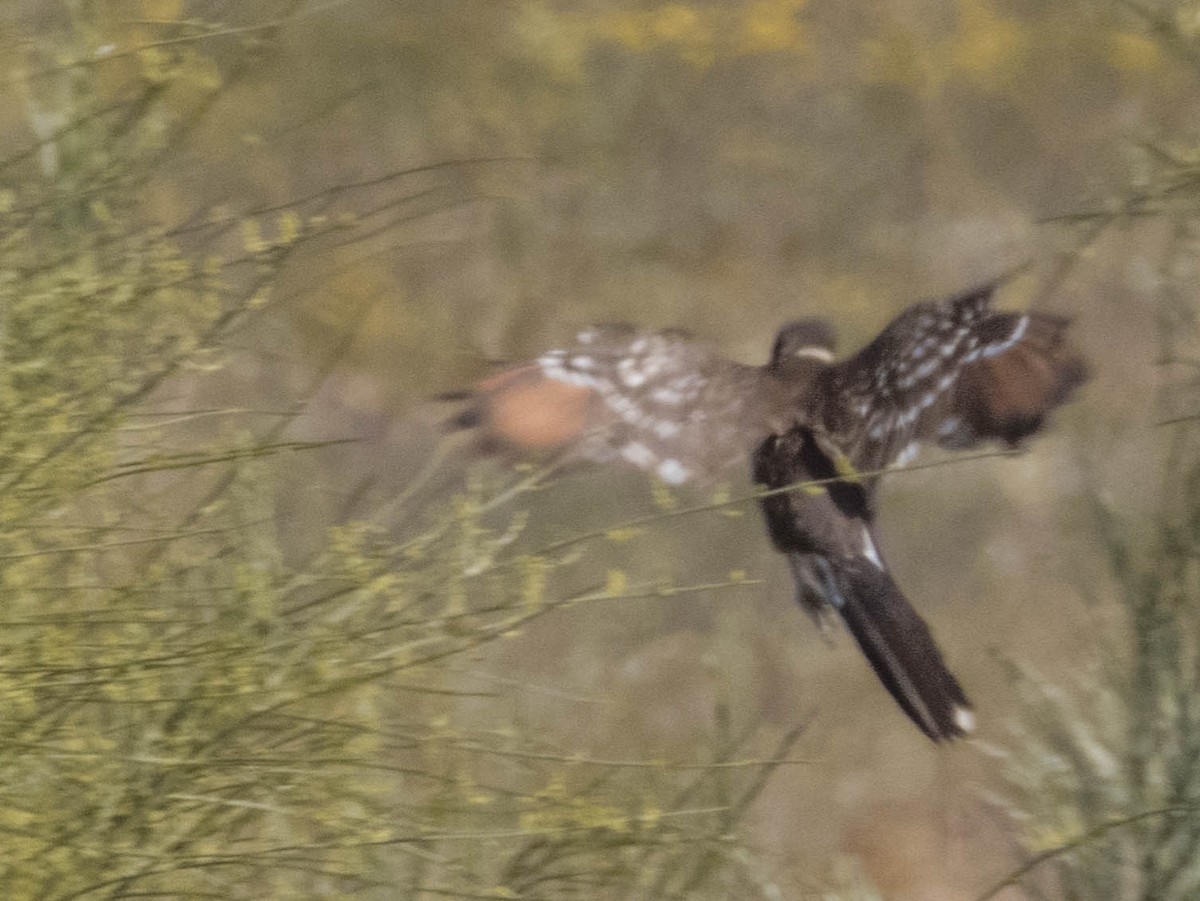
769;319;837;372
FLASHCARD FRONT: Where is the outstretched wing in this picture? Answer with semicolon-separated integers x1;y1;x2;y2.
753;427;973;741
446;324;771;484
814;283;1087;478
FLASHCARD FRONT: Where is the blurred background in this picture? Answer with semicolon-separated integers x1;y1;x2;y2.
1;1;1196;899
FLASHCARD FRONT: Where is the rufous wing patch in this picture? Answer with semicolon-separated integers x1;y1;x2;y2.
480;366;597;453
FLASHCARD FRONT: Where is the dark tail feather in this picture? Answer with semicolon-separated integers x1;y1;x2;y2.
831;561;973;742
443;406;483;432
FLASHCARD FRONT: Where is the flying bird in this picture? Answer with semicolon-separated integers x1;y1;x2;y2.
443;283;1087;741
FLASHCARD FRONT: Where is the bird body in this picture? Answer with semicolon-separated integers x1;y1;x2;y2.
443;283;1086;741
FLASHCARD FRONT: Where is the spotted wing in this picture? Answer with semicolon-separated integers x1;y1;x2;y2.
447;324;769;484
814;283;1087;478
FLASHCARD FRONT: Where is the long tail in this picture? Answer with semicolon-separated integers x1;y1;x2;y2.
815;555;974;742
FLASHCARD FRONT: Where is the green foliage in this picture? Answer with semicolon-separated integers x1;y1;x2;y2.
987;419;1200;901
0;6;815;899
985;8;1200;898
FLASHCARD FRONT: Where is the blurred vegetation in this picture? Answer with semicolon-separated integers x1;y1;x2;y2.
982;7;1200;898
987;260;1200;893
0;3;826;900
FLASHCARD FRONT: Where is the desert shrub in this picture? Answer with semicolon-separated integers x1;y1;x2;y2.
0;7;811;899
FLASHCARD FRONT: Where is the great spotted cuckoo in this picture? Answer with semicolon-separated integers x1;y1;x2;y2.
443;283;1087;741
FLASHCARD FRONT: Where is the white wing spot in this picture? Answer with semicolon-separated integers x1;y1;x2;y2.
938;416;961;437
895;442;919;466
914;357;941;381
621;441;658;469
544;362;602;390
606;392;654;430
861;528;884;569
651;386;684;405
656;459;690;484
639;355;665;379
617;358;647;388
980;314;1029;359
654;419;681;440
